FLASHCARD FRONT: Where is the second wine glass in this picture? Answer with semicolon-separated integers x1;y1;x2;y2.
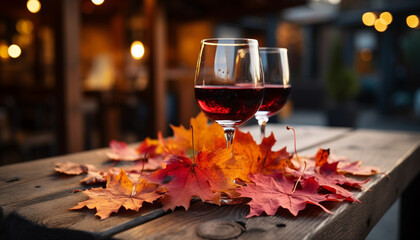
194;38;264;148
255;48;291;139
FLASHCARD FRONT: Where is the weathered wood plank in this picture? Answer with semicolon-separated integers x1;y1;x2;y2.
114;129;420;240
0;126;349;239
0;148;110;212
1;193;165;240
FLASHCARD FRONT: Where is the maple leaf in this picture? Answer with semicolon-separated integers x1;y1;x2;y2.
79;164;108;184
70;169;161;220
337;160;381;176
136;137;163;158
170;112;225;153
54;161;90;175
158;131;188;157
238;173;333;217
315;148;330;167
148;148;232;211
227;131;292;181
317;161;368;188
107;140;141;161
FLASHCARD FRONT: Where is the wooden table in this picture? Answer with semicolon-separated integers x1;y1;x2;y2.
1;125;419;240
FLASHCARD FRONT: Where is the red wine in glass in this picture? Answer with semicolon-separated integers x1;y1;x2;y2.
255;47;290;139
256;84;291;117
195;85;263;126
194;38;263;149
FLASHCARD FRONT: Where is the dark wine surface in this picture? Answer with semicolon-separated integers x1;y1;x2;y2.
258;84;291;116
195;85;263;126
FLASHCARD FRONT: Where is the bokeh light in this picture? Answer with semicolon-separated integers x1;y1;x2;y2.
8;44;21;58
328;0;341;4
362;12;376;26
406;15;419;29
91;0;105;6
380;12;393;25
16;20;34;34
131;41;145;60
27;0;41;13
0;42;9;59
374;18;387;32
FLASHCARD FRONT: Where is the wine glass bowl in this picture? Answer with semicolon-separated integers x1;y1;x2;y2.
194;38;264;148
255;47;291;138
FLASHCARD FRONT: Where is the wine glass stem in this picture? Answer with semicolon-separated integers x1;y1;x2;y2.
223;127;236;149
257;117;269;139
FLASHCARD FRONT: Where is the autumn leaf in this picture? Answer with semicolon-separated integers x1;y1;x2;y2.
238;173;333;217
337;160;381;176
136;137;163;158
54;161;90;175
317;161;368;188
107;140;141;161
226;131;293;181
170;112;225;153
70;169;162;220
79;164;108;184
315;148;330;167
148;148;232;211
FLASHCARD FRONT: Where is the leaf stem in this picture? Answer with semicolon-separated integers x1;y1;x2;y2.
286;126;301;165
191;125;196;165
291;161;307;194
286;126;308;195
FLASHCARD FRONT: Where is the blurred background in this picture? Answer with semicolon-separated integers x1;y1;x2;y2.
1;0;420;165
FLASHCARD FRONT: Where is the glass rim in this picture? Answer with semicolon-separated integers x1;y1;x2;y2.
259;47;287;53
201;38;258;46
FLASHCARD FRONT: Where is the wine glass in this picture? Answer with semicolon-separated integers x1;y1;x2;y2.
194;38;264;148
254;47;291;139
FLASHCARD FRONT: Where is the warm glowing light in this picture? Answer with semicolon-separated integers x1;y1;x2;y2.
131;41;145;60
328;0;341;5
374;19;387;32
407;15;419;29
27;0;41;13
0;42;9;59
91;0;105;5
16;20;33;34
362;12;376;26
380;12;393;25
8;44;21;58
360;48;373;62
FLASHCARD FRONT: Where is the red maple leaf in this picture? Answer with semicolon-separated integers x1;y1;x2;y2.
337;160;381;176
238;173;333;217
317;161;368;188
107;140;141;161
148;148;231;211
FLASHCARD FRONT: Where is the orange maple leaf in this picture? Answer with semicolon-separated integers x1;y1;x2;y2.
70;169;162;220
225;130;293;181
315;148;330;167
170;112;225;153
